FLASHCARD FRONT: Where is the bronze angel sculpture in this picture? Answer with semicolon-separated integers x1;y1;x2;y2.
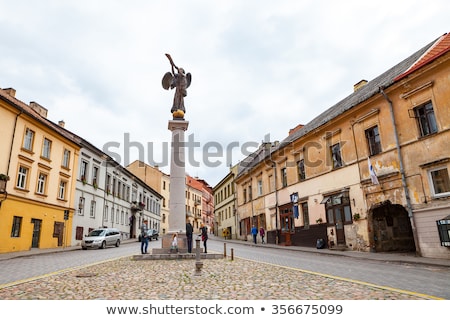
162;54;192;116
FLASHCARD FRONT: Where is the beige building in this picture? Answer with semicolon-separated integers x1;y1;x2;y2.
234;32;450;259
213;165;238;239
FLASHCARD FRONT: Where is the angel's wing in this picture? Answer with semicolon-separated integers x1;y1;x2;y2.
186;73;192;88
162;72;174;90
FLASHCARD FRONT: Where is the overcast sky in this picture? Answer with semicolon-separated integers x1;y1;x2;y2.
1;0;448;187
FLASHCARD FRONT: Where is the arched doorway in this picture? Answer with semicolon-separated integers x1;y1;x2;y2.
370;201;415;252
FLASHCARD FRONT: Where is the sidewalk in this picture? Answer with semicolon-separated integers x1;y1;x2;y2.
1;236;450;268
221;236;450;268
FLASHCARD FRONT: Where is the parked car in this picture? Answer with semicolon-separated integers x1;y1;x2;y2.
138;229;159;242
81;228;121;249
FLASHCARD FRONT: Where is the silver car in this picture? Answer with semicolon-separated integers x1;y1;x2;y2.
81;228;121;249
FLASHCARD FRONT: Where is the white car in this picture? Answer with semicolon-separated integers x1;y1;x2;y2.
81;228;121;249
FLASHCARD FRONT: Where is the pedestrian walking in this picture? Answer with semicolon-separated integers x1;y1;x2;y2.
199;223;208;253
259;226;265;244
140;219;149;254
186;219;194;253
251;225;258;244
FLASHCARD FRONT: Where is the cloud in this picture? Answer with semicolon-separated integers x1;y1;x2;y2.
1;0;449;186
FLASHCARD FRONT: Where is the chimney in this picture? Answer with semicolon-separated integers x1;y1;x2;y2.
58;120;65;127
29;101;48;118
289;124;304;135
3;88;16;97
354;80;368;92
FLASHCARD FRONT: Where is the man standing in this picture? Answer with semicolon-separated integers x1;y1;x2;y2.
251;225;258;244
140;219;149;254
186;219;194;253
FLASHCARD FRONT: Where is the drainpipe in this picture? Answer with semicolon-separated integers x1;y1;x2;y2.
265;142;279;244
380;87;421;256
7;111;23;177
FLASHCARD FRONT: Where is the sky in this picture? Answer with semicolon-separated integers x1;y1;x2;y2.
1;0;449;187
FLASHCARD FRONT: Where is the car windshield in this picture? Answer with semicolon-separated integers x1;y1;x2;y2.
88;230;105;237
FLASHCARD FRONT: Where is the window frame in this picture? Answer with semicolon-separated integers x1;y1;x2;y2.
62;149;71;168
330;143;343;169
16;165;29;190
297;159;306;181
11;216;23;237
36;172;48;195
365;125;382;156
41;138;52;159
415;101;438;137
23;128;35;152
58;180;67;200
428;166;450;197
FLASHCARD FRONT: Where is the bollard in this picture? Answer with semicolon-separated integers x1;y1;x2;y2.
231;248;234;261
194;237;203;275
223;243;226;258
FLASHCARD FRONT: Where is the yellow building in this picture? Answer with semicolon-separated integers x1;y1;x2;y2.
0;88;80;253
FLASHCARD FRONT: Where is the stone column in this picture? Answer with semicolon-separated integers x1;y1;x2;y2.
157;119;189;253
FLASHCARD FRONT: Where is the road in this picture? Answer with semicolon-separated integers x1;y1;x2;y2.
0;238;449;299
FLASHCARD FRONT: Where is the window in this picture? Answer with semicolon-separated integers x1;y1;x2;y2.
62;149;70;168
23;128;35;151
92;166;99;186
243;188;247;203
429;167;450;197
324;193;352;226
58;180;67;200
36;172;47;194
301;202;310;229
268;174;274;192
415;101;437;137
42;138;52;159
104;205;108;221
11;216;23;237
257;179;263;196
365;126;381;156
297;159;306;181
331;143;343;169
90;200;96;218
79;197;85;215
16;166;28;189
107;174;112;194
248;185;252;201
80;160;88;182
281;168;287;187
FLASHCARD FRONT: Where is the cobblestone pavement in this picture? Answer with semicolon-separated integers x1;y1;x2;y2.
0;255;429;300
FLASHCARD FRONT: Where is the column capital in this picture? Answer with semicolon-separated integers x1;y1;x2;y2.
168;119;189;131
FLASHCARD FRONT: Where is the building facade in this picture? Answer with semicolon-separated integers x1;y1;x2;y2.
234;33;450;259
0;88;80;253
213;165;238;239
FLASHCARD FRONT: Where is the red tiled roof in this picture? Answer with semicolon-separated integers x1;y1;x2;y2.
395;32;450;81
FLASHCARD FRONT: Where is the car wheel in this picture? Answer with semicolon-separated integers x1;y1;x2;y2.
115;240;120;247
100;241;106;249
82;247;87;250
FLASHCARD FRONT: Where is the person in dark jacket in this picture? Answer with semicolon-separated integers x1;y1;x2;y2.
199;223;208;253
186;220;194;253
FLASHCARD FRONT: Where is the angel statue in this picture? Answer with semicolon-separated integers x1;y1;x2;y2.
162;54;192;117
